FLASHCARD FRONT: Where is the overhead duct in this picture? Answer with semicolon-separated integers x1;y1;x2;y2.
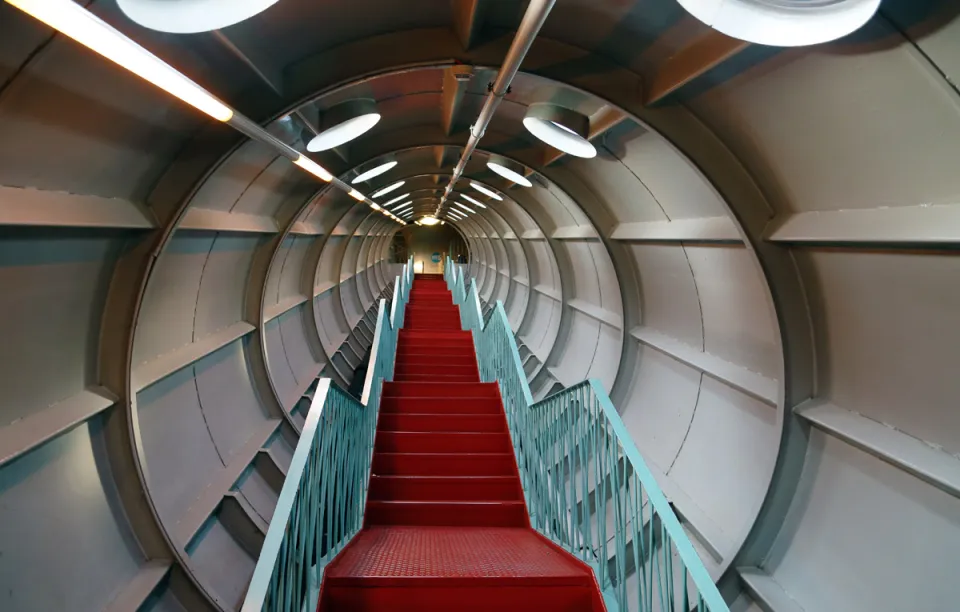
436;0;556;215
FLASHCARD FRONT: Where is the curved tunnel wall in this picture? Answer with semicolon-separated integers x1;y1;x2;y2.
1;2;959;611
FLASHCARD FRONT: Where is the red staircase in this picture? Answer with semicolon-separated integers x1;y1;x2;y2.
318;274;604;611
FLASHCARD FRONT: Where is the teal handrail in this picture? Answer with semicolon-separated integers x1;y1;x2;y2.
450;257;729;612
241;257;412;612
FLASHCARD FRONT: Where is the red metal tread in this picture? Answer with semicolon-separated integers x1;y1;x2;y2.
371;453;517;476
368;475;521;501
365;501;528;526
325;527;591;583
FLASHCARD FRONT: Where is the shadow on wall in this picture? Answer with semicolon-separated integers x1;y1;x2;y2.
400;224;465;274
665;0;960;104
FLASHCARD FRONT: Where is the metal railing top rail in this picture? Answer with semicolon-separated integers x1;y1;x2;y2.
242;257;412;612
451;258;729;612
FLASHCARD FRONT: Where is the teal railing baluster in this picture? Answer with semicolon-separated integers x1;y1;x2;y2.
451;270;730;612
242;257;412;612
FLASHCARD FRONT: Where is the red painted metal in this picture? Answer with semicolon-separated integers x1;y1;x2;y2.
317;276;605;611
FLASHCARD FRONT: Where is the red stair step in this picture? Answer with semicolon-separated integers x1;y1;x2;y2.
378;413;504;432
365;501;527;526
380;396;502;415
395;353;477;367
371;453;517;476
382;381;498;398
368;476;521;501
322;585;595;611
375;431;511;453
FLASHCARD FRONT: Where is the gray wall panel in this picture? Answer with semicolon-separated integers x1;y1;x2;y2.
0;422;142;611
138;365;226;525
194;340;271;462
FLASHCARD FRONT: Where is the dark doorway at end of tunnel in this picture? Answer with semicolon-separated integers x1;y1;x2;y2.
399;224;468;275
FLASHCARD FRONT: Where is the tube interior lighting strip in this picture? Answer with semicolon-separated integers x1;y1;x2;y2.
382;193;411;207
5;0;405;226
460;194;487;208
471;182;503;201
372;181;405;198
455;202;476;214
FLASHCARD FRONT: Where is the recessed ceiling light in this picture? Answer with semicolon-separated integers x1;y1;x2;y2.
419;216;441;226
448;210;465;220
382;192;411;207
460;194;487;209
676;0;880;46
455;202;475;214
306;99;380;152
348;189;366;201
392;202;413;212
523;103;596;159
352;161;397;184
372;181;405;198
487;161;532;187
470;182;503;201
117;0;281;33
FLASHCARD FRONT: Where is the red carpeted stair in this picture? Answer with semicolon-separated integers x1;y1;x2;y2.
318;273;604;611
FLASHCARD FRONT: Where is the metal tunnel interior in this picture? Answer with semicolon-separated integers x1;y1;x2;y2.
1;1;958;610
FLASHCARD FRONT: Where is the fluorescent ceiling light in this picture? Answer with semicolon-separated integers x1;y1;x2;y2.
352;161;397;184
307;99;380;152
117;0;280;34
455;202;475;214
676;0;880;46
369;203;382;211
470;182;503;201
419;216;441;226
293;155;333;182
523;116;596;158
487;161;532;187
460;194;487;208
348;189;366;201
307;114;379;151
372;181;405;198
8;0;233;122
392;202;413;212
383;193;411;207
448;211;465;220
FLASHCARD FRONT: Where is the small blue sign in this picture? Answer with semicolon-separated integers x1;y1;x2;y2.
431;252;441;263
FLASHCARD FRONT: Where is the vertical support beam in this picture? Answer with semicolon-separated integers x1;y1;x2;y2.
645;30;749;104
452;0;490;50
441;65;474;135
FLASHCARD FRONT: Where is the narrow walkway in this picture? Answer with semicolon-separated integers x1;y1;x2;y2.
319;274;603;611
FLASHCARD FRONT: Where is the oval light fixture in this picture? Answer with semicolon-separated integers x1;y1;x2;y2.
351;160;397;184
383;193;411;207
676;0;881;47
117;0;281;33
470;182;503;201
307;99;380;152
455;202;476;214
523;103;596;159
460;194;487;209
487;158;532;187
372;180;405;199
419;216;441;226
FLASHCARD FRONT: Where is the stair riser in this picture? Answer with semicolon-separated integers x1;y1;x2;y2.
395;354;476;366
382;382;498;398
322;586;594;611
371;454;516;476
365;502;527;527
368;478;521;501
379;397;501;415
393;374;479;383
378;414;503;433
376;433;510;453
